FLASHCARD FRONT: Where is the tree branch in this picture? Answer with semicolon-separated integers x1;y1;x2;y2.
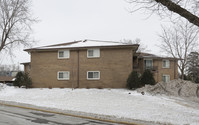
155;0;199;27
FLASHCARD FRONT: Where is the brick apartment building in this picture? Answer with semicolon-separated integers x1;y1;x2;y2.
22;40;178;88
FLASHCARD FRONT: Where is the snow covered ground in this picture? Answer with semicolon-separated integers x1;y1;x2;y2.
0;84;199;125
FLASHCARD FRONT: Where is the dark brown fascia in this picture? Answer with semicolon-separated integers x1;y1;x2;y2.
24;44;139;52
20;62;30;65
139;56;180;60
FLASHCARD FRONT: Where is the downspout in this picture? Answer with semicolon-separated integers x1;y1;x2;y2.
77;50;79;88
174;60;176;79
157;60;159;82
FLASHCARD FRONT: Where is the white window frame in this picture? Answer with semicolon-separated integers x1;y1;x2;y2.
162;59;170;68
58;50;70;59
144;59;153;69
57;71;70;80
162;75;170;82
87;48;100;58
87;71;100;80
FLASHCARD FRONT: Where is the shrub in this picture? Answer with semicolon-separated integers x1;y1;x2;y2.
48;86;52;89
195;77;199;84
97;86;103;89
183;74;192;81
23;73;32;88
126;71;141;89
13;72;32;88
140;69;156;85
13;71;24;88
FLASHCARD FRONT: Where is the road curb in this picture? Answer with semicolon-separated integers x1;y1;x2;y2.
0;100;154;125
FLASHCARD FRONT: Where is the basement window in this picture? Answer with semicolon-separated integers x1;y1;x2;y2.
58;50;70;59
57;71;70;80
87;71;100;80
87;48;100;58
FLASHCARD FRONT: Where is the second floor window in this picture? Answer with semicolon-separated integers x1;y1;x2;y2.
162;60;170;68
144;59;153;69
58;50;70;59
87;48;100;58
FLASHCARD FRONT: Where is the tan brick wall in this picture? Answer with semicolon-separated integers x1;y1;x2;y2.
30;51;78;88
78;48;133;88
24;64;30;74
30;48;133;88
153;59;178;82
136;59;178;83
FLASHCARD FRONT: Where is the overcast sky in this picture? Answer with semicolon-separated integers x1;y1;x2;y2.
2;0;171;66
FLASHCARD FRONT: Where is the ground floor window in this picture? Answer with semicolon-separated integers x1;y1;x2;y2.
87;71;100;80
162;75;170;82
57;71;70;80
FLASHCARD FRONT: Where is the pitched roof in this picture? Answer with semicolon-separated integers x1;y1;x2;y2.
0;76;15;82
136;52;179;60
24;39;139;51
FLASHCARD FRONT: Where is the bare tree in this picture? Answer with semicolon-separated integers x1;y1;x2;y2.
0;0;37;54
120;38;148;52
158;20;199;79
127;0;199;27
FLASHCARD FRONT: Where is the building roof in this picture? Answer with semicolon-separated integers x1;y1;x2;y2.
20;62;30;65
136;52;179;60
24;39;139;52
0;76;15;82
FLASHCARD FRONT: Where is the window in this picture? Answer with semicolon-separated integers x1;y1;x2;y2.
57;71;70;80
162;75;170;82
87;49;100;58
58;50;70;59
144;59;153;69
162;60;170;68
87;71;100;80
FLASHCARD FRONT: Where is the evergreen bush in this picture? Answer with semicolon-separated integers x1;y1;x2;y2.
195;77;199;84
24;73;32;88
140;69;156;85
126;71;141;89
13;71;24;87
13;72;32;88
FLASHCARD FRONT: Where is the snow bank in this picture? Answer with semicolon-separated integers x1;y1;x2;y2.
0;83;7;91
0;86;199;124
137;79;199;98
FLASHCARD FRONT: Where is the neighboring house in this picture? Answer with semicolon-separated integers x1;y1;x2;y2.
133;52;178;83
0;71;18;77
22;39;178;88
0;76;15;83
10;71;18;77
0;71;18;83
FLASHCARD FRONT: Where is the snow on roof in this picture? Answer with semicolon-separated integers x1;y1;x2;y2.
25;39;138;51
137;52;179;60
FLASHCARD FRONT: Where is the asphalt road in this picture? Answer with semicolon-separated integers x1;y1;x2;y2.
0;104;124;125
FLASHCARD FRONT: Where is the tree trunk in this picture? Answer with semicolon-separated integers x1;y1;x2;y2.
181;68;184;80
